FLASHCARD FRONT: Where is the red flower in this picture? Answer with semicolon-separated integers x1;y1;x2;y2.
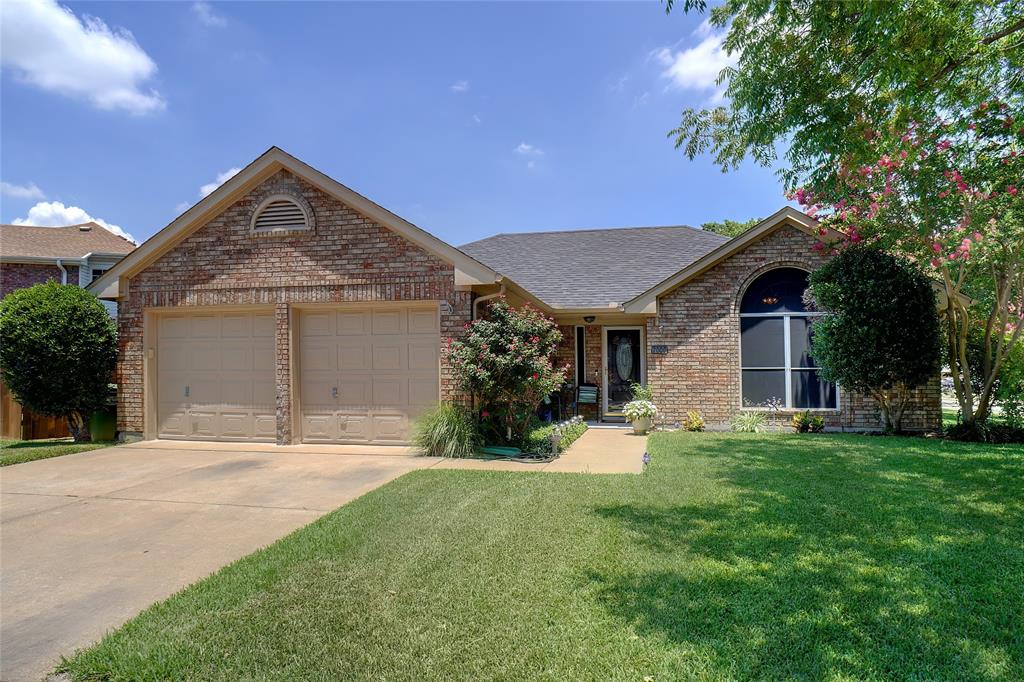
532;373;539;380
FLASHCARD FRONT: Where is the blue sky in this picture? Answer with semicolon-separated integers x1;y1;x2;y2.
1;1;787;245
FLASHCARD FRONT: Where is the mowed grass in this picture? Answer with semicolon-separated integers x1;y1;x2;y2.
0;438;115;467
62;433;1023;681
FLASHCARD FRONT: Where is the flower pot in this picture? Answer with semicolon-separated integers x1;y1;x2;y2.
631;416;652;435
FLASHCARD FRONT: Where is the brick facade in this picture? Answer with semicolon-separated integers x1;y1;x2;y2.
646;224;941;432
1;263;80;298
116;169;472;443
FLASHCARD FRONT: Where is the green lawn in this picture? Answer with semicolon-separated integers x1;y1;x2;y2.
62;433;1023;681
0;438;116;467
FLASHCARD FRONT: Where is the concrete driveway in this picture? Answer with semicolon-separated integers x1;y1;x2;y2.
0;442;439;682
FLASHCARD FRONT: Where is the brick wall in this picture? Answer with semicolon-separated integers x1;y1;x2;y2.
646;224;941;432
116;169;472;443
1;263;80;298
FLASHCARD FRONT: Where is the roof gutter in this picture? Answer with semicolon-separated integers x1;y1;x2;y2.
472;283;506;320
55;259;67;284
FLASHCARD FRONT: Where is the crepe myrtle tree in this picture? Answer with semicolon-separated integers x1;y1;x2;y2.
445;298;568;444
792;105;1023;426
807;247;943;433
0;281;117;441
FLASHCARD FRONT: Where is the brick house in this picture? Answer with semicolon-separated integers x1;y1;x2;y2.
0;221;136;439
91;147;940;445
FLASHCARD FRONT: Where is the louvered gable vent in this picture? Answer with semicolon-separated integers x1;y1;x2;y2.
253;199;307;232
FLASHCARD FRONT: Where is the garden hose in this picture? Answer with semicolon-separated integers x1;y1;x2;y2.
474;445;558;464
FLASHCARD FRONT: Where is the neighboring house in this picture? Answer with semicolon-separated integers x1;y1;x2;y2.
90;147;940;445
0;222;136;439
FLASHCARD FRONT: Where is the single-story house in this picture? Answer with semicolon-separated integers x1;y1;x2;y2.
1;221;136;439
90;147;940;444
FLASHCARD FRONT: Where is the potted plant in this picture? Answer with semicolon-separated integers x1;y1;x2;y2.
623;399;658;435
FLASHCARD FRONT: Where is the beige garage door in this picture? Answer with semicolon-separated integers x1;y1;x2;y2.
299;305;440;444
157;311;276;441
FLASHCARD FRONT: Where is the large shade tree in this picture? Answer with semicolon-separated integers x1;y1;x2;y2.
665;0;1023;426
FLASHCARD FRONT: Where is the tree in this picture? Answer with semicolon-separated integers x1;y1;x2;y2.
701;217;760;238
0;282;117;441
445;299;567;444
807;247;943;432
664;0;1023;426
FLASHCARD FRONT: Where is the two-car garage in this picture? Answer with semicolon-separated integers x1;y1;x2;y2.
154;304;440;445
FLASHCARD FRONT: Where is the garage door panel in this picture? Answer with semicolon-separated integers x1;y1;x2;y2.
338;377;370;405
301;343;334;372
337;341;369;370
372;415;407;442
220;412;253;439
301;378;338;411
372;309;404;335
409;376;439;406
190;411;218;439
408;309;438;334
372;344;404;370
221;345;253;371
302;414;336;441
191;316;220;338
157;311;275;442
371;376;407;407
302;312;332;337
340;415;371;441
221;314;252;338
408;342;439;370
337;311;370;335
253;314;275;338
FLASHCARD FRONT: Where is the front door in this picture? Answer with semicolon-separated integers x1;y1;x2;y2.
604;328;642;416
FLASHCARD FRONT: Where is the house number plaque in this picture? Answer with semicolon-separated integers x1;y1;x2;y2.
650;344;669;355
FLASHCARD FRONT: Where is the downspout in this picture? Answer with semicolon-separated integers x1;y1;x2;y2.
55;259;67;284
472;284;505;320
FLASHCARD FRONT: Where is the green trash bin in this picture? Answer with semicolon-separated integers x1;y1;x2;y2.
89;408;117;441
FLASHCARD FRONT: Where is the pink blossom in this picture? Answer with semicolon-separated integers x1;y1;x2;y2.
931;258;943;268
932;243;943;253
1008;185;1018;196
972;232;984;242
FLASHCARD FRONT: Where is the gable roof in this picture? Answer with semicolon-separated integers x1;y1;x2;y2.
89;147;500;299
461;225;729;309
622;207;826;313
0;222;135;261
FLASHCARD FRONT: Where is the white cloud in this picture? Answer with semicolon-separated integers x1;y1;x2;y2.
514;142;544;156
449;80;470;93
13;201;136;243
191;1;226;27
198;167;241;198
656;20;735;96
0;0;165;115
472;113;482;125
0;181;45;200
174;201;191;214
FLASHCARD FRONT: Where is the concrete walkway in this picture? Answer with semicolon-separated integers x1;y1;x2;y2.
430;427;647;474
0;428;643;681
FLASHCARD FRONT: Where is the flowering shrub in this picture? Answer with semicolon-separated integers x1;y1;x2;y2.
623;400;658;422
446;299;567;444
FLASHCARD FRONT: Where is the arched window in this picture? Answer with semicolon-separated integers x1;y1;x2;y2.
740;267;837;409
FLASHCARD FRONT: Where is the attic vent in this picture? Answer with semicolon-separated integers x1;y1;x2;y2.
250;195;311;234
79;224;92;231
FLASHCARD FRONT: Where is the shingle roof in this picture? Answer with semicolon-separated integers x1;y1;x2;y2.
461;225;730;308
0;222;136;260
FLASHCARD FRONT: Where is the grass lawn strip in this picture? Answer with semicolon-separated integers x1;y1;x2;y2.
61;433;1023;681
0;438;116;467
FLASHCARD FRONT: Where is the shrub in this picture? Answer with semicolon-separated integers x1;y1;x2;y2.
790;411;825;433
446;299;567;444
524;416;588;455
731;411;768;433
0;282;117;441
807;247;942;433
412;403;480;457
683;410;705;432
946;420;1024;444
